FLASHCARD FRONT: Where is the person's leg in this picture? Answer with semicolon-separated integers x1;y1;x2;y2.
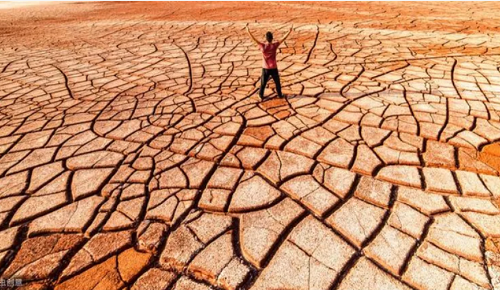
270;68;283;98
259;68;270;99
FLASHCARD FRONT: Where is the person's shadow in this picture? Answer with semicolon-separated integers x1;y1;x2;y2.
257;93;321;120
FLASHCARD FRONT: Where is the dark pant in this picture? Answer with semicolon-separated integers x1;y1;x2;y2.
259;68;283;98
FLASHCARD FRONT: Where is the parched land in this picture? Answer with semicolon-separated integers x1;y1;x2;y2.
1;2;500;290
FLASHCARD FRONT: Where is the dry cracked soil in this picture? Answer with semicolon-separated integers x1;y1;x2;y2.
1;1;500;290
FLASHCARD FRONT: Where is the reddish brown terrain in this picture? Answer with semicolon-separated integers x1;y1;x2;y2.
1;2;500;290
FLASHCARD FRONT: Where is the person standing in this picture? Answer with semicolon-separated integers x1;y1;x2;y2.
246;25;293;99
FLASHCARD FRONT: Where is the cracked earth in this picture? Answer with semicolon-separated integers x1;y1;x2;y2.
1;1;500;290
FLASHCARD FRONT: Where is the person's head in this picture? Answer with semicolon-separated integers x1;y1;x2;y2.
265;31;273;43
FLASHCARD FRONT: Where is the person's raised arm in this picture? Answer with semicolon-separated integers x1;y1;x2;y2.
246;26;261;45
279;26;293;44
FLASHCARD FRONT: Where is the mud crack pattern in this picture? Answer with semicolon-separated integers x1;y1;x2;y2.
1;2;500;290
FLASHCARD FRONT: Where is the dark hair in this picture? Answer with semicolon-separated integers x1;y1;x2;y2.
266;31;273;42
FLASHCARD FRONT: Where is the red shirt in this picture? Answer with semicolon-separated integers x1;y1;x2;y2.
258;41;280;69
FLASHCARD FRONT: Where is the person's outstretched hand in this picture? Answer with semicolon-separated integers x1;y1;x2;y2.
279;25;293;44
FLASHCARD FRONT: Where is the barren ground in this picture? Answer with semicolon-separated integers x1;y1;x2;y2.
1;2;500;290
